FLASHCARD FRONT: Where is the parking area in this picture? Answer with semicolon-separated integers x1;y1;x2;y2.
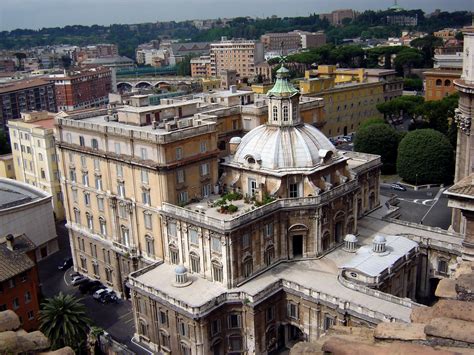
38;222;150;354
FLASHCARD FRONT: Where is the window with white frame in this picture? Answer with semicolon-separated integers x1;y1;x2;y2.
93;262;100;276
243;257;253;277
105;268;112;283
144;212;152;230
142;189;151;205
283;105;289;121
114;142;121;155
272;105;278;121
72;188;78;203
99;217;106;235
97;196;104;211
121;226;130;247
167;221;177;237
178;190;188;204
93;159;100;171
212;261;223;283
118;182;125;198
118;203;127;219
289;183;299;198
69;169;76;182
140;147;147;160
202;184;211;198
86;213;93;230
141;169;149;184
200;163;210;176
95;175;102;190
176;169;185;184
169;246;179;264
264;246;275;266
82;172;89;187
200;141;207;153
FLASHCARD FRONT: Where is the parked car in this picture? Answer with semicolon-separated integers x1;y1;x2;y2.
71;275;88;286
342;135;353;142
99;292;118;304
58;257;73;270
391;183;407;191
79;280;103;294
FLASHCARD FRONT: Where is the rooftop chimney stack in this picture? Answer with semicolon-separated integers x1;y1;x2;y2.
5;234;14;251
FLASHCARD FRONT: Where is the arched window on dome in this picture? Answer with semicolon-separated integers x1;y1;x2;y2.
272;106;278;121
283;106;289;121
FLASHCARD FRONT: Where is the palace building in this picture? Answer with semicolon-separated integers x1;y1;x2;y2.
125;67;431;354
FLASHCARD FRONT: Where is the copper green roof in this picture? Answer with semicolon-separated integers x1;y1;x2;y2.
267;66;299;97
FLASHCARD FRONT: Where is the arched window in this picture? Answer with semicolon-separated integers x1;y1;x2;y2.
444;79;451;87
73;208;80;223
264;245;275;266
283;106;289;121
169;245;179;264
91;138;99;150
242;256;253;277
272;106;278;121
86;213;93;230
435;79;442;86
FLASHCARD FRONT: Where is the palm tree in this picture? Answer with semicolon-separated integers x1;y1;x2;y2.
39;292;91;352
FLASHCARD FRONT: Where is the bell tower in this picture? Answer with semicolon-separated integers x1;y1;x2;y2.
266;66;301;127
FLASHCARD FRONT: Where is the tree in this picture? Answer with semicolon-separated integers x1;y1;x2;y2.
359;117;386;129
376;95;424;122
0;130;11;155
394;48;424;77
39;293;91;352
410;35;443;67
397;129;454;184
176;54;196;76
354;123;400;174
416;93;459;135
60;55;72;69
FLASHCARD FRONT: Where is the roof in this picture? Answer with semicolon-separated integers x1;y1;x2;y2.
340;235;418;277
0;178;48;210
0;78;51;94
445;175;474;199
170;42;210;54
267;66;299;97
81;56;134;65
0;234;35;282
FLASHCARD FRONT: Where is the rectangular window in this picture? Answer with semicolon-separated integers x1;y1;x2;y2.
179;321;187;337
114;142;121;155
213;264;223;282
97;196;104;211
118;204;127;219
202;184;211;198
121;228;130;247
144;213;152;230
266;306;274;322
93;263;100;276
146;238;154;256
228;314;241;329
170;248;179;264
69;169;76;183
211;319;221;336
118;182;125;198
176;169;185;184
105;268;112;283
12;298;19;310
116;164;123;178
159;311;167;325
24;291;32;303
82;172;89;187
200;141;207;153
84;192;91;206
190;254;200;273
167;222;177;237
189;229;199;245
211;237;221;252
141;170;149;184
324;315;335;331
176;147;183;160
200;163;210;176
140;148;147;160
178;191;188;204
287;302;298;319
229;336;242;352
142;190;151;205
95;175;102;190
242;233;250;249
27;310;34;320
94;159;100;171
289;183;299;198
265;223;274;237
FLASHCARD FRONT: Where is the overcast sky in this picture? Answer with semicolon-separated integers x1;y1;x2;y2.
1;0;472;31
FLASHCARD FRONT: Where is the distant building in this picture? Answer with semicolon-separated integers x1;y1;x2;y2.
0;234;41;331
0;78;57;132
0;59;15;73
0;154;15;180
0;178;58;261
74;44;118;65
163;42;211;66
135;49;169;67
190;56;212;77
319;9;355;26
434;28;459;41
48;67;112;111
386;14;418;27
80;56;135;70
261;31;326;53
210;38;264;80
424;53;462;101
8;111;65;220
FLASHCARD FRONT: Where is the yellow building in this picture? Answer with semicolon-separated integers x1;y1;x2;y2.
0;154;15;179
250;83;274;94
8;111;65;220
201;78;220;92
424;69;461;101
300;66;386;137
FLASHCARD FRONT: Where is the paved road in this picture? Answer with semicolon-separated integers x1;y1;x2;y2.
380;184;452;229
38;222;150;355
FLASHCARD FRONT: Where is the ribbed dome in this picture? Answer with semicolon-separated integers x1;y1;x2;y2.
233;123;336;171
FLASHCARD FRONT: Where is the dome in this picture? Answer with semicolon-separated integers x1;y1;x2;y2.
229;137;242;144
175;265;187;274
344;234;358;243
373;235;386;244
232;124;336;171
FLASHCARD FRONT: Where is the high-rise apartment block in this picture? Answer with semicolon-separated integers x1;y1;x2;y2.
48;67;112;111
0;78;56;131
210;38;264;80
8;111;65;220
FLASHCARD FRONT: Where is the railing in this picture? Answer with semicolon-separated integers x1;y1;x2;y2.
161;180;359;231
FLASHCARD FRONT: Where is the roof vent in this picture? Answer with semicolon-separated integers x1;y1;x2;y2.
372;235;387;254
343;234;358;253
173;265;192;287
5;234;14;251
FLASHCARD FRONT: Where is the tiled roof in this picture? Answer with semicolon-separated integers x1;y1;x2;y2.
0;78;51;94
0;234;35;282
445;175;474;198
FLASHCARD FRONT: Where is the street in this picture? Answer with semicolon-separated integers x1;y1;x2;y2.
380;183;452;229
38;222;150;355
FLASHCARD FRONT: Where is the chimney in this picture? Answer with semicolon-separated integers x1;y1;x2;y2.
5;234;14;251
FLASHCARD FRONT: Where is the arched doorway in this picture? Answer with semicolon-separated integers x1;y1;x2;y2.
211;339;223;355
292;235;303;258
343;126;348;136
322;231;330;251
333;211;345;244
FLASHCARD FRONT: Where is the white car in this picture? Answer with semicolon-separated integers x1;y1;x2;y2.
93;287;110;300
71;275;88;286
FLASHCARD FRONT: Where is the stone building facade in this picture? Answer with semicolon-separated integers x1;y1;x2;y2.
126;68;429;354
